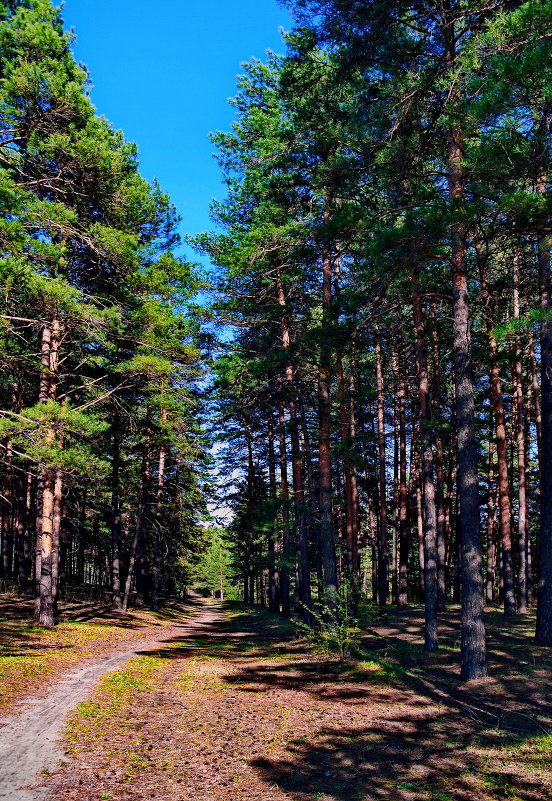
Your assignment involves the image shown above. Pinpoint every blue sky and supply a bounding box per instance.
[62,0,292,266]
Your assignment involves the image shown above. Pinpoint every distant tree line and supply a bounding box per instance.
[198,0,552,680]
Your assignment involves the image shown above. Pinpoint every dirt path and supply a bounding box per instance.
[0,603,220,801]
[42,603,552,801]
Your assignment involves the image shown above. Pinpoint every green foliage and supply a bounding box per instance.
[298,582,362,659]
[191,528,238,600]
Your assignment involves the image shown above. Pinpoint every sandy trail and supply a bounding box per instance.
[0,603,218,801]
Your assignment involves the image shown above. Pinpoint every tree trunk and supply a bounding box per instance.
[536,157,552,645]
[412,269,438,651]
[337,347,356,588]
[524,381,533,606]
[276,272,312,620]
[512,256,528,613]
[391,349,400,606]
[430,306,447,611]
[16,472,32,592]
[414,444,425,599]
[152,408,167,612]
[318,243,338,615]
[110,405,122,610]
[449,132,487,678]
[528,335,542,468]
[267,411,279,614]
[244,421,255,605]
[477,249,516,616]
[51,466,63,611]
[122,416,153,612]
[36,316,61,627]
[375,330,388,609]
[348,338,360,581]
[1,440,13,583]
[298,380,324,605]
[397,354,409,607]
[486,431,497,605]
[277,384,291,617]
[76,490,86,585]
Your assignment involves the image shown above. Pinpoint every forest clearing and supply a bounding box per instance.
[2,0,552,798]
[1,597,551,801]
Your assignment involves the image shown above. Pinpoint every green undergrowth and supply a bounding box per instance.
[65,654,175,781]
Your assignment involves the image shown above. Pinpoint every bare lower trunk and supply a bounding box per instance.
[267,412,278,614]
[1,440,13,583]
[478,250,516,616]
[536,158,552,645]
[414,445,425,599]
[37,468,55,627]
[398,357,409,607]
[337,347,355,588]
[375,331,388,609]
[318,243,338,615]
[277,384,291,617]
[449,135,487,679]
[36,316,61,628]
[391,351,400,605]
[152,409,167,612]
[111,405,122,611]
[430,306,447,610]
[244,421,255,605]
[486,432,496,605]
[512,257,528,613]
[412,269,438,651]
[122,417,152,612]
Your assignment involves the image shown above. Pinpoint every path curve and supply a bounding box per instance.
[0,602,219,801]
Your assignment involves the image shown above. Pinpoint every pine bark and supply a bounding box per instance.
[277,383,291,617]
[478,250,516,615]
[36,316,61,627]
[511,257,528,613]
[536,158,552,645]
[486,432,497,605]
[449,137,487,677]
[318,243,338,614]
[412,269,438,651]
[375,331,388,608]
[1,440,13,582]
[152,408,167,611]
[110,405,122,610]
[267,411,279,614]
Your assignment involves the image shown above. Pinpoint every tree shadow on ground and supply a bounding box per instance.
[0,594,194,659]
[136,601,551,801]
[251,719,548,801]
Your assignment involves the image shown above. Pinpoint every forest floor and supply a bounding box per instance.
[1,597,551,801]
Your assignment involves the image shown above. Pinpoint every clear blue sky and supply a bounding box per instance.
[62,0,292,265]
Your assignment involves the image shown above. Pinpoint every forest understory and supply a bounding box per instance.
[1,596,551,801]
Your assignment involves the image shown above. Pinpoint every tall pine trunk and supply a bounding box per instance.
[110,405,122,610]
[267,411,279,613]
[536,156,552,645]
[152,408,167,612]
[36,316,61,627]
[122,416,152,613]
[375,330,388,608]
[478,249,516,616]
[277,384,291,617]
[412,269,438,651]
[318,243,338,614]
[512,257,528,613]
[448,121,487,678]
